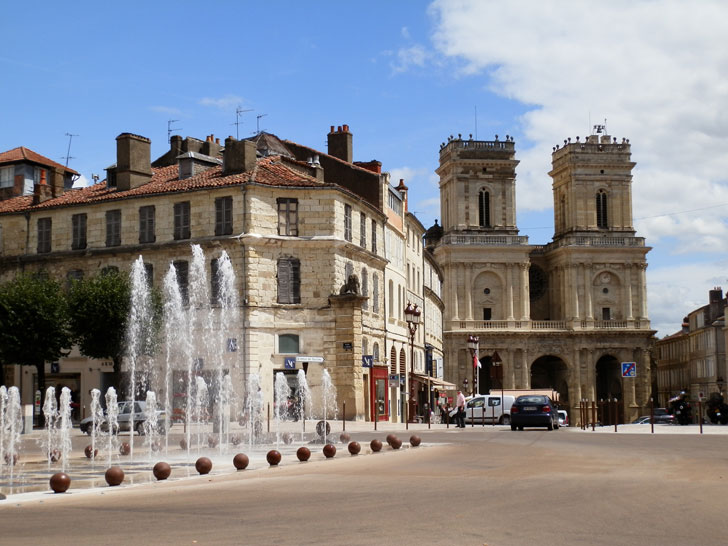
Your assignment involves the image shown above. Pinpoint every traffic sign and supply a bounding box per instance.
[284,357,296,369]
[621,362,637,377]
[362,355,373,367]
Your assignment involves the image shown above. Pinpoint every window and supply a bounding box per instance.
[101,265,119,276]
[602,307,611,320]
[360,213,366,247]
[345,261,353,281]
[277,198,298,236]
[278,334,300,353]
[71,213,87,250]
[173,260,189,305]
[66,269,84,289]
[344,204,352,242]
[361,268,368,310]
[373,342,380,363]
[371,219,377,253]
[399,348,406,374]
[483,308,492,321]
[277,257,300,304]
[596,190,608,229]
[37,217,51,253]
[174,201,191,240]
[215,196,233,236]
[372,273,379,313]
[362,337,368,355]
[479,190,491,227]
[139,205,156,243]
[144,263,153,288]
[388,190,402,215]
[106,210,121,247]
[390,346,397,374]
[388,280,394,318]
[0,166,13,188]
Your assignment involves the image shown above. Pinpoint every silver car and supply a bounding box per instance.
[79,401,167,435]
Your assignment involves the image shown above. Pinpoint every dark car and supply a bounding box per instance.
[510,395,559,431]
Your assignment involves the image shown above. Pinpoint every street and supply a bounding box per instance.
[1,425,727,545]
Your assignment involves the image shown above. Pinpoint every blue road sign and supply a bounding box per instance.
[362,355,373,367]
[621,362,637,377]
[284,357,296,369]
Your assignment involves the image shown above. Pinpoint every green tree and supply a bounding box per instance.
[67,270,131,392]
[0,273,73,403]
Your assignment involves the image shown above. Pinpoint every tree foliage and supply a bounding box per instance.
[0,273,73,391]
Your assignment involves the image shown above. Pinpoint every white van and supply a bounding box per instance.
[449,394,515,425]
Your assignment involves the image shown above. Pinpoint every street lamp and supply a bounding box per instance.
[467,335,479,397]
[404,302,421,430]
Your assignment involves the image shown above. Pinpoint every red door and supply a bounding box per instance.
[370,367,389,421]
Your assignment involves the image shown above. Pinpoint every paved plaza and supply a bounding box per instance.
[1,422,727,545]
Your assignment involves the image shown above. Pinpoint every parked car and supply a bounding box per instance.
[630,409,675,425]
[79,401,167,436]
[631,415,652,424]
[510,395,559,431]
[557,410,569,427]
[448,394,515,425]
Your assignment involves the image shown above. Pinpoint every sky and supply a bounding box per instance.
[2,0,727,338]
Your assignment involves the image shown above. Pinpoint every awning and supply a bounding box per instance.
[411,374,457,390]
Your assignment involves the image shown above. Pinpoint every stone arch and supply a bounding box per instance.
[530,354,570,403]
[473,270,504,320]
[595,353,623,424]
[592,270,622,320]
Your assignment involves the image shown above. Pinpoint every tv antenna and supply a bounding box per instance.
[593,118,607,135]
[168,120,181,143]
[62,133,78,167]
[256,113,268,135]
[233,107,253,139]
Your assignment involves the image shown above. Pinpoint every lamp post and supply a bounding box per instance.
[404,302,421,429]
[467,335,479,397]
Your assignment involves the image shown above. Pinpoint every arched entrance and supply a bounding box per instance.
[596,354,623,424]
[530,355,569,403]
[477,354,495,394]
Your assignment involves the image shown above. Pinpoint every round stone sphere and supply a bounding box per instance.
[230,434,242,446]
[315,420,331,438]
[370,439,383,452]
[207,435,219,448]
[410,435,422,447]
[391,438,402,450]
[50,449,62,462]
[282,432,294,445]
[296,446,311,462]
[179,438,188,450]
[84,445,98,459]
[339,432,351,443]
[233,453,249,470]
[386,434,397,446]
[105,466,125,486]
[153,462,172,481]
[119,442,131,456]
[195,457,213,475]
[347,441,361,455]
[323,443,337,459]
[266,450,282,466]
[49,472,71,493]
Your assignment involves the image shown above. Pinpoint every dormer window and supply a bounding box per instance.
[0,166,13,188]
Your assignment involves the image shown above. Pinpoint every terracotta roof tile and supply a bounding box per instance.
[0,147,79,175]
[0,156,320,215]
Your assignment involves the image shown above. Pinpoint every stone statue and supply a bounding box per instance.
[339,274,360,295]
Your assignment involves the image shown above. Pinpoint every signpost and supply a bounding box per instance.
[284,357,296,369]
[362,355,373,368]
[621,362,636,378]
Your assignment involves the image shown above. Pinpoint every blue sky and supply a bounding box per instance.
[2,1,728,337]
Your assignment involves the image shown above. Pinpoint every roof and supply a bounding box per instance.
[0,147,79,176]
[0,156,322,215]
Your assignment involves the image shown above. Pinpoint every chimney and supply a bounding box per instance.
[223,137,257,175]
[202,133,222,158]
[327,124,353,163]
[116,133,152,190]
[50,167,65,197]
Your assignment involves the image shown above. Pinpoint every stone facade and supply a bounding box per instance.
[429,133,655,425]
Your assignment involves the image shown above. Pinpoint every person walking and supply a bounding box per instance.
[456,390,466,428]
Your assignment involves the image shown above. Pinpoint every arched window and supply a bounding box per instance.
[390,346,397,374]
[361,268,368,310]
[596,190,608,229]
[479,190,491,227]
[373,342,380,363]
[399,348,406,374]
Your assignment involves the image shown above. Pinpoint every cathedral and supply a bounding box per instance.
[425,131,655,424]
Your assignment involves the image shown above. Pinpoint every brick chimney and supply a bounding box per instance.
[202,134,222,158]
[116,133,152,190]
[327,124,353,163]
[32,170,52,204]
[223,137,257,175]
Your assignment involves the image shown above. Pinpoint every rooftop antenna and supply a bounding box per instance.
[167,120,181,143]
[62,133,78,167]
[233,107,253,139]
[256,113,268,135]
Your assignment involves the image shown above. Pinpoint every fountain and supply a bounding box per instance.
[89,388,103,463]
[105,387,119,467]
[41,386,58,466]
[4,387,22,488]
[143,391,160,459]
[245,373,263,452]
[320,369,338,442]
[0,385,6,471]
[274,372,291,448]
[297,369,312,441]
[58,387,73,472]
[194,376,209,455]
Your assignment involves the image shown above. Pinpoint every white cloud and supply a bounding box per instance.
[391,44,429,73]
[149,105,183,116]
[199,94,245,110]
[429,0,728,254]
